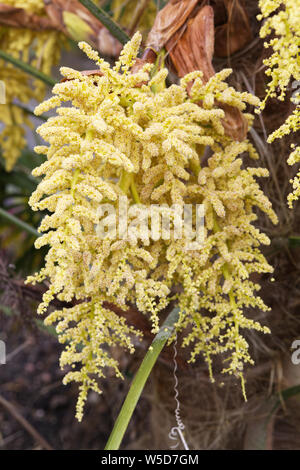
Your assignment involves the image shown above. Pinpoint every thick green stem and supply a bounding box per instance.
[78,0,130,45]
[0,207,40,238]
[0,50,56,87]
[105,307,180,450]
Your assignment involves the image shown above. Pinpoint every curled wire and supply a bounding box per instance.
[168,333,189,450]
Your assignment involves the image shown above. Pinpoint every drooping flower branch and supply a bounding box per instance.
[258,0,300,207]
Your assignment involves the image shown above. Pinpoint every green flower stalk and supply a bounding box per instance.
[27,32,277,421]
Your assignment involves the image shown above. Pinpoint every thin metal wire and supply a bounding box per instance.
[168,333,189,450]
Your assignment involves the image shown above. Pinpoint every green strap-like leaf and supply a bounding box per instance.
[0,50,56,87]
[0,207,40,238]
[78,0,130,45]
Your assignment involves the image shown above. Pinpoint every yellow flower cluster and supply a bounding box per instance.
[0,0,65,170]
[258,0,300,104]
[27,33,277,420]
[258,0,300,206]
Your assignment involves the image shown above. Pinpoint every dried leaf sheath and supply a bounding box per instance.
[164,4,248,141]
